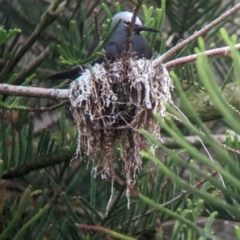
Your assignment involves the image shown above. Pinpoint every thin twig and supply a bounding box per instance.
[2,0,59,44]
[166,113,184,125]
[125,0,143,53]
[93,8,111,69]
[217,141,240,156]
[119,170,219,229]
[12,45,55,85]
[94,8,110,69]
[94,9,100,42]
[75,224,135,240]
[153,3,240,66]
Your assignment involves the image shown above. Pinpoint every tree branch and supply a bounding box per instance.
[13,45,55,85]
[0,0,66,83]
[164,44,240,69]
[0,42,239,100]
[0,84,68,99]
[153,3,240,66]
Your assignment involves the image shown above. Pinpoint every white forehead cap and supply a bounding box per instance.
[111,11,142,26]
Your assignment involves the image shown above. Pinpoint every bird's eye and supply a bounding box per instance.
[124,21,138,27]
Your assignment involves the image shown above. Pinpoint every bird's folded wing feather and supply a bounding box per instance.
[47,38,122,80]
[47,65,83,80]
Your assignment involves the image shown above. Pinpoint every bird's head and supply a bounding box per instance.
[111,11,159,33]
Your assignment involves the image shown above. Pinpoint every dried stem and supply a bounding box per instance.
[93,8,100,42]
[76,224,136,240]
[1,0,59,44]
[93,8,110,69]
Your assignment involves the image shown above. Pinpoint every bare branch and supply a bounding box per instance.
[164,44,240,69]
[0,83,68,99]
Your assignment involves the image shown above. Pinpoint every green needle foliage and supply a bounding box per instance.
[0,28,21,45]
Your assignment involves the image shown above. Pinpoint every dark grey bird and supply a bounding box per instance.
[47,11,159,80]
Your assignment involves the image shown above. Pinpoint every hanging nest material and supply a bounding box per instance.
[69,56,172,188]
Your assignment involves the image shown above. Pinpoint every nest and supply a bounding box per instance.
[69,56,172,189]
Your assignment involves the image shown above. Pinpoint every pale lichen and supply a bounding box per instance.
[69,57,173,204]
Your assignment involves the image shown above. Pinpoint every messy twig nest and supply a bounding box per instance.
[69,56,172,188]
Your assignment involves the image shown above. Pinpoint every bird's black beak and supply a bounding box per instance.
[134,25,160,33]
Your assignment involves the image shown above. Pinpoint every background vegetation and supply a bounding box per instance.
[1,0,240,239]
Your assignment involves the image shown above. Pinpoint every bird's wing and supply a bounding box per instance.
[47,65,83,80]
[47,41,98,81]
[86,40,99,58]
[86,40,121,63]
[133,35,152,59]
[47,37,122,80]
[104,41,122,61]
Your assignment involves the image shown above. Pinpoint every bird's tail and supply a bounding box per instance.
[47,66,83,80]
